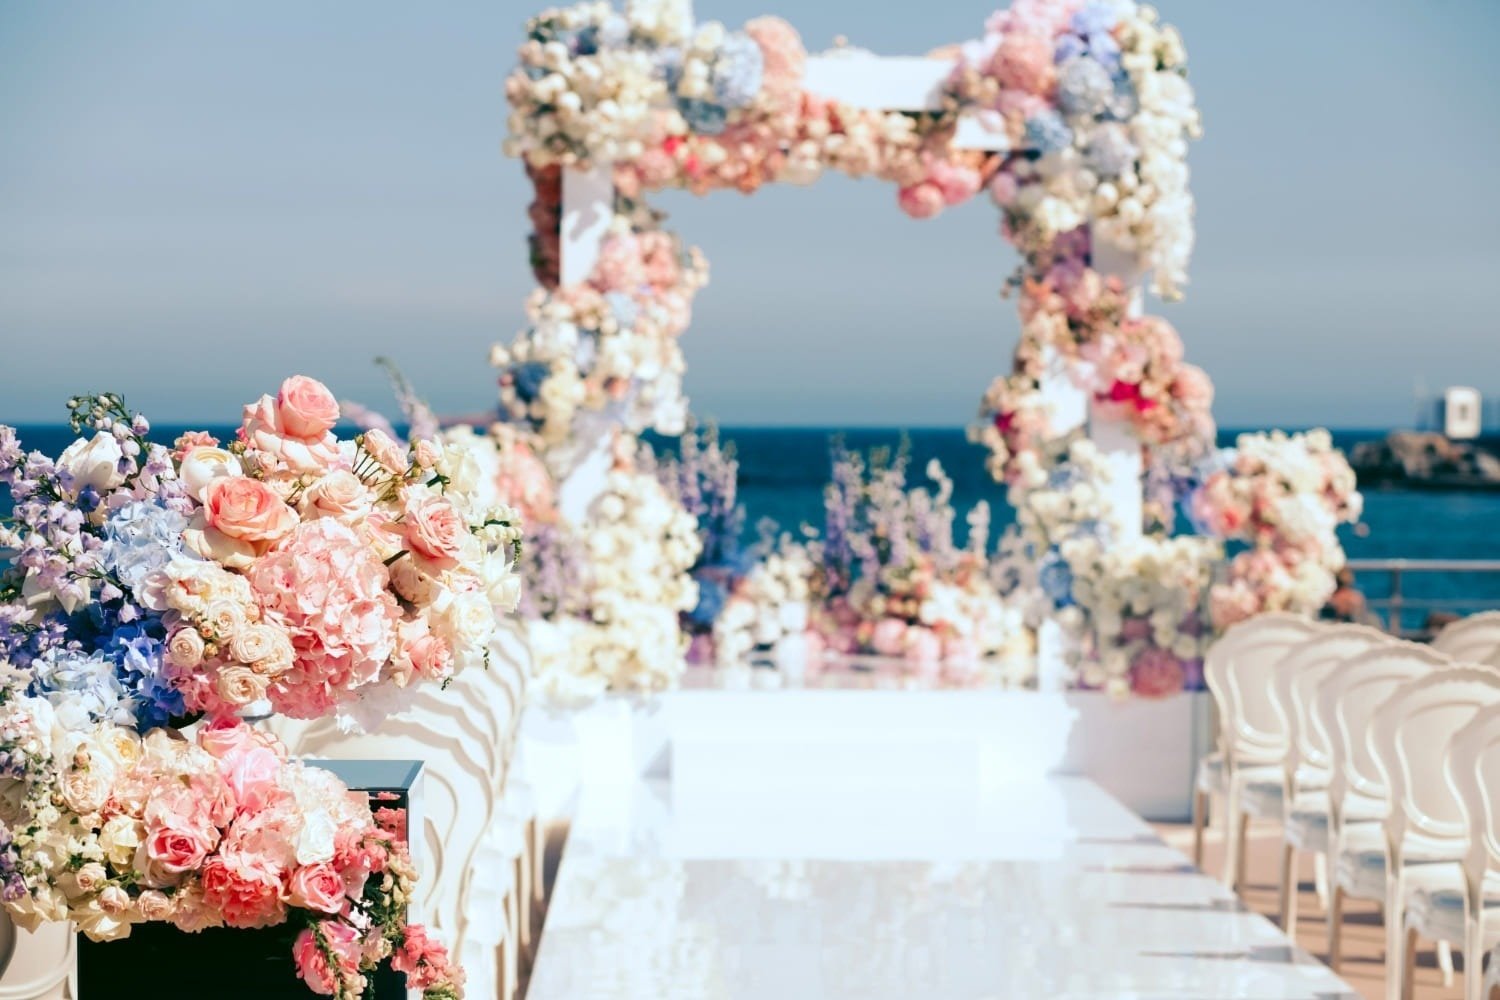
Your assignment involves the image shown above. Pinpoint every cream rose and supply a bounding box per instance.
[166,627,205,669]
[228,622,279,664]
[215,665,268,706]
[179,446,244,502]
[99,815,146,871]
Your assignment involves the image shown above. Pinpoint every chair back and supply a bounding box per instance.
[1318,641,1449,816]
[1274,623,1391,781]
[1372,665,1500,852]
[1431,610,1500,666]
[0,916,73,1000]
[1205,613,1320,766]
[1446,700,1500,894]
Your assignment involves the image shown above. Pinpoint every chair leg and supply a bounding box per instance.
[1387,875,1406,1000]
[1279,842,1298,937]
[1403,927,1419,1000]
[1235,811,1251,893]
[1313,851,1330,911]
[1330,886,1346,970]
[1467,908,1485,1000]
[1439,938,1455,987]
[1192,787,1208,869]
[1223,779,1242,889]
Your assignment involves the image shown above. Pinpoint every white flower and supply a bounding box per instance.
[57,432,126,499]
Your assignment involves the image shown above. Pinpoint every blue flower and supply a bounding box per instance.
[712,33,764,109]
[106,622,181,728]
[100,499,189,603]
[677,98,728,136]
[606,291,638,327]
[28,649,132,728]
[1039,550,1076,608]
[511,361,552,403]
[1071,3,1118,38]
[1083,122,1138,177]
[1023,111,1073,156]
[688,576,728,628]
[1057,56,1115,119]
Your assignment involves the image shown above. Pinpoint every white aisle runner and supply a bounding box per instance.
[528,772,1356,1000]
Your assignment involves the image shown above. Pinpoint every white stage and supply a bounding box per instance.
[527,775,1355,999]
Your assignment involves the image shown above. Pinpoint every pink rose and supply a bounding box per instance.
[239,394,344,474]
[362,428,408,474]
[198,716,256,759]
[1129,647,1187,699]
[288,862,347,915]
[302,470,372,522]
[394,618,453,683]
[205,476,298,544]
[276,376,340,440]
[897,182,945,219]
[412,439,440,470]
[402,495,466,569]
[220,744,282,813]
[870,618,907,657]
[144,821,216,878]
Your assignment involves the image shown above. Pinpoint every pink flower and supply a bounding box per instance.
[362,428,408,474]
[392,923,463,992]
[142,821,217,881]
[276,376,341,440]
[402,494,466,569]
[870,618,908,657]
[198,716,257,759]
[240,395,342,474]
[929,159,981,207]
[897,182,945,219]
[1129,647,1187,698]
[988,172,1019,207]
[220,743,282,814]
[991,32,1056,95]
[393,617,453,683]
[247,519,400,718]
[903,625,943,666]
[293,921,363,996]
[204,476,298,544]
[201,854,287,929]
[288,862,347,914]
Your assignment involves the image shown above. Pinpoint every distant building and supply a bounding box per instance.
[1443,386,1483,440]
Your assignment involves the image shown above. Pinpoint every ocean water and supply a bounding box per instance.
[8,424,1499,628]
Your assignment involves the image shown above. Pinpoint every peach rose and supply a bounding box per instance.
[276,376,340,440]
[136,888,175,922]
[204,476,298,544]
[403,495,466,569]
[394,618,454,683]
[413,439,440,470]
[240,394,343,473]
[362,428,408,474]
[302,470,373,522]
[287,862,346,914]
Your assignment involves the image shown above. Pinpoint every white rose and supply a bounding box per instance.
[179,446,243,502]
[294,808,338,866]
[99,816,146,871]
[57,432,127,498]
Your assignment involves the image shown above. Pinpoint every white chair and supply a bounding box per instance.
[1317,640,1449,970]
[1199,612,1322,889]
[1424,699,1500,1000]
[1432,611,1500,667]
[0,916,73,1000]
[1273,623,1393,936]
[1372,666,1500,1000]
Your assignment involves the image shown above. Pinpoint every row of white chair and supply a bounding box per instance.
[1196,610,1500,1000]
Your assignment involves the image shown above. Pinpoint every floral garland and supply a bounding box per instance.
[1193,429,1362,629]
[0,683,461,998]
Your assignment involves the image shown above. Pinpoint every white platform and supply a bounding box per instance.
[528,776,1355,1000]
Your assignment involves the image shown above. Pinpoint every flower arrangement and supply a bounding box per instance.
[1192,429,1362,628]
[0,680,462,999]
[716,446,1024,678]
[0,379,522,729]
[645,423,746,636]
[524,459,701,704]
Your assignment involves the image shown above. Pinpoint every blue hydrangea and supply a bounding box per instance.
[100,499,189,603]
[1071,3,1119,39]
[1057,56,1115,119]
[28,649,133,728]
[712,33,764,109]
[677,97,728,136]
[687,576,728,629]
[1039,550,1076,608]
[1023,111,1074,156]
[1105,71,1138,120]
[606,290,639,327]
[106,622,181,728]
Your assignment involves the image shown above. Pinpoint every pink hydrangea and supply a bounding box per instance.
[199,854,287,928]
[247,519,400,718]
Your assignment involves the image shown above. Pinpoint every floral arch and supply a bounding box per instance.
[498,0,1361,696]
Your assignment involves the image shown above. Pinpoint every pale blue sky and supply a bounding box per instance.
[1,1,1497,427]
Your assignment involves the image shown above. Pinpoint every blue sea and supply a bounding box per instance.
[7,424,1499,630]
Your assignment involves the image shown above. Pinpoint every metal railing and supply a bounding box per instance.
[1346,558,1500,637]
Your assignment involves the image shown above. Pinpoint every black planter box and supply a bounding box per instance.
[78,759,423,999]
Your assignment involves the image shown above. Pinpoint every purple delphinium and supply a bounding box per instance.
[517,522,593,621]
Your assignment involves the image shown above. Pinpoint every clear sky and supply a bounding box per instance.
[2,1,1497,428]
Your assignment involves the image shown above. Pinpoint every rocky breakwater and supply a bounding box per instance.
[1350,431,1500,489]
